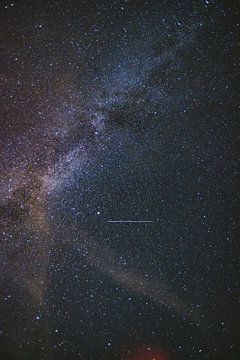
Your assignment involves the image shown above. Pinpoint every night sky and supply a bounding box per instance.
[0,1,239,359]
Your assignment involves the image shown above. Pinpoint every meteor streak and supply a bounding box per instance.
[107,220,154,223]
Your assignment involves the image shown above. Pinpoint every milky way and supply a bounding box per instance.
[0,1,239,360]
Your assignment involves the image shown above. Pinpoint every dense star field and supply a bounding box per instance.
[0,1,239,359]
